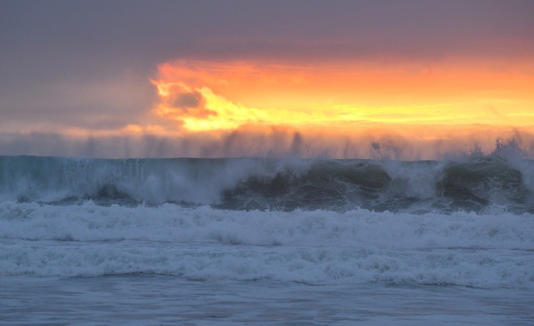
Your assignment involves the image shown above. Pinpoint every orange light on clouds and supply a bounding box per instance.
[150,60,534,134]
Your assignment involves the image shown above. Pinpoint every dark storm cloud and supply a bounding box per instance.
[0,0,533,144]
[172,92,203,109]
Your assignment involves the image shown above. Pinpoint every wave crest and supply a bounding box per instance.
[1,154,533,213]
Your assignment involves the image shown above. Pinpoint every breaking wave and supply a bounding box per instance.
[1,153,534,213]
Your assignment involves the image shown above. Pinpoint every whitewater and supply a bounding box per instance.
[1,155,534,325]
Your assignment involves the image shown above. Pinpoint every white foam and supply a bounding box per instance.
[1,201,533,247]
[1,201,533,288]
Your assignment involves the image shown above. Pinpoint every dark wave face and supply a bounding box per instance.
[220,161,392,211]
[0,155,533,213]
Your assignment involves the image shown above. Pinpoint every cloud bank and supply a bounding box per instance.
[1,1,534,157]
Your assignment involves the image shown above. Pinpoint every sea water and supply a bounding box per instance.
[1,156,533,324]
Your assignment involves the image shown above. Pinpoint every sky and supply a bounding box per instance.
[1,0,534,158]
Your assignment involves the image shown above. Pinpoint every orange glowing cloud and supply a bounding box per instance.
[150,60,534,133]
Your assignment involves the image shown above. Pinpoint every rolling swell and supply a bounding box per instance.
[0,155,533,213]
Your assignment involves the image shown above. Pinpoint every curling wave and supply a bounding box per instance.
[1,155,533,213]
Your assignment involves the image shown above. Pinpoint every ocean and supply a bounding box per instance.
[1,155,533,325]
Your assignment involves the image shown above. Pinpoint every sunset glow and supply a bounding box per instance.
[3,1,534,159]
[151,60,534,133]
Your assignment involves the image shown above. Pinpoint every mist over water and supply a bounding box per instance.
[2,128,534,160]
[1,137,533,213]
